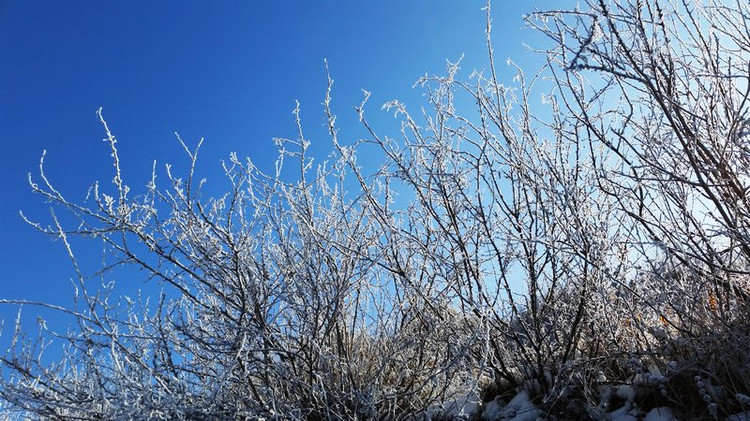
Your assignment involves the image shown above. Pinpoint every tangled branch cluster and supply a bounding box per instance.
[3,0,750,419]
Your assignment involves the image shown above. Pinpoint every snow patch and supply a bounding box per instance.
[482,390,542,421]
[608,404,637,421]
[728,412,750,421]
[643,407,677,421]
[425,391,481,420]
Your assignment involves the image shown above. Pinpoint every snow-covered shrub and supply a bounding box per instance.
[4,0,750,419]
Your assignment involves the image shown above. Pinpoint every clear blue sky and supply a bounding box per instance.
[0,2,566,335]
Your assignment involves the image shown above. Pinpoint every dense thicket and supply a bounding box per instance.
[3,0,750,419]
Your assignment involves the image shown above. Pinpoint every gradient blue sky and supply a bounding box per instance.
[0,2,567,335]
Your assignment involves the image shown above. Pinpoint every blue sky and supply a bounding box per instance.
[0,2,566,336]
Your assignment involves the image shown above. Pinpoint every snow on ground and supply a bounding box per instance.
[605,406,677,421]
[480,391,542,421]
[427,389,746,420]
[729,412,750,421]
[642,407,677,421]
[424,391,481,420]
[607,404,638,421]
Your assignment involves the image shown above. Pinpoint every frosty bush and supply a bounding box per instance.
[3,0,750,419]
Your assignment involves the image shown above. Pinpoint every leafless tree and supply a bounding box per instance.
[3,0,750,419]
